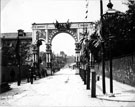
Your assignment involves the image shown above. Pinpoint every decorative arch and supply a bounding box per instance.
[32,21,95,75]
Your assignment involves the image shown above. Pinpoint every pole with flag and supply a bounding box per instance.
[100,0,106,94]
[85,0,90,90]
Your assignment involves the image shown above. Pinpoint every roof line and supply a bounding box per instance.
[32,21,95,25]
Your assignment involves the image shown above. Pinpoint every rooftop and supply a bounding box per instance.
[1,32,32,38]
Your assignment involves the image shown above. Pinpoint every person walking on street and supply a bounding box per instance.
[30,66,33,84]
[10,68,15,82]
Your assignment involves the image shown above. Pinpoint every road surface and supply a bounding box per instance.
[0,68,135,106]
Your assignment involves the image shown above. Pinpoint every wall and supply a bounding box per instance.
[2,65,29,82]
[98,55,135,86]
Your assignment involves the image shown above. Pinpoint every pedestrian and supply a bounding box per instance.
[30,65,34,84]
[27,65,31,83]
[10,68,15,82]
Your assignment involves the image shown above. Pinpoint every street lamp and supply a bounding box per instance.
[84,39,90,90]
[103,0,118,95]
[17,29,24,86]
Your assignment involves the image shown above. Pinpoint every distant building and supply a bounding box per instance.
[1,32,32,40]
[0,32,34,83]
[60,51,67,58]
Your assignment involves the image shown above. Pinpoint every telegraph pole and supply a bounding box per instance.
[100,0,106,94]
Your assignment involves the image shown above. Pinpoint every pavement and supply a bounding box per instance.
[0,68,135,107]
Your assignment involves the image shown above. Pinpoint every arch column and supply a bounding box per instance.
[46,43,52,75]
[75,42,80,74]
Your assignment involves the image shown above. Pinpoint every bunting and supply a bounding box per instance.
[86,2,89,8]
[85,0,89,20]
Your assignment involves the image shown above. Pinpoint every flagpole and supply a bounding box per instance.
[100,0,106,94]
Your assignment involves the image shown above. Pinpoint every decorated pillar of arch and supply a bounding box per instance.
[46,43,52,75]
[75,42,81,71]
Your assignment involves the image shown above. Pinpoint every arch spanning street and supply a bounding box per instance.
[32,21,95,74]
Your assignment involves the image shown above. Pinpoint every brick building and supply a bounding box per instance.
[0,32,32,84]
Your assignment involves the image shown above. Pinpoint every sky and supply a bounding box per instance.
[51,33,75,55]
[1,0,128,56]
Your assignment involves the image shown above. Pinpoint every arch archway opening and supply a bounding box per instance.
[39,40,46,52]
[51,33,75,56]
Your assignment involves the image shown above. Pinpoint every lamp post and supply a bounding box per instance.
[109,35,115,94]
[84,39,90,90]
[104,0,118,95]
[107,1,114,95]
[91,53,96,98]
[17,29,24,86]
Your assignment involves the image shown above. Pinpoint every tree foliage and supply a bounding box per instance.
[2,41,17,66]
[80,0,135,63]
[101,0,135,59]
[2,40,31,66]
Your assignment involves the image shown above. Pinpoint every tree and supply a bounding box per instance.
[100,0,135,59]
[19,41,31,65]
[2,41,17,66]
[125,0,135,40]
[2,39,31,66]
[79,0,135,63]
